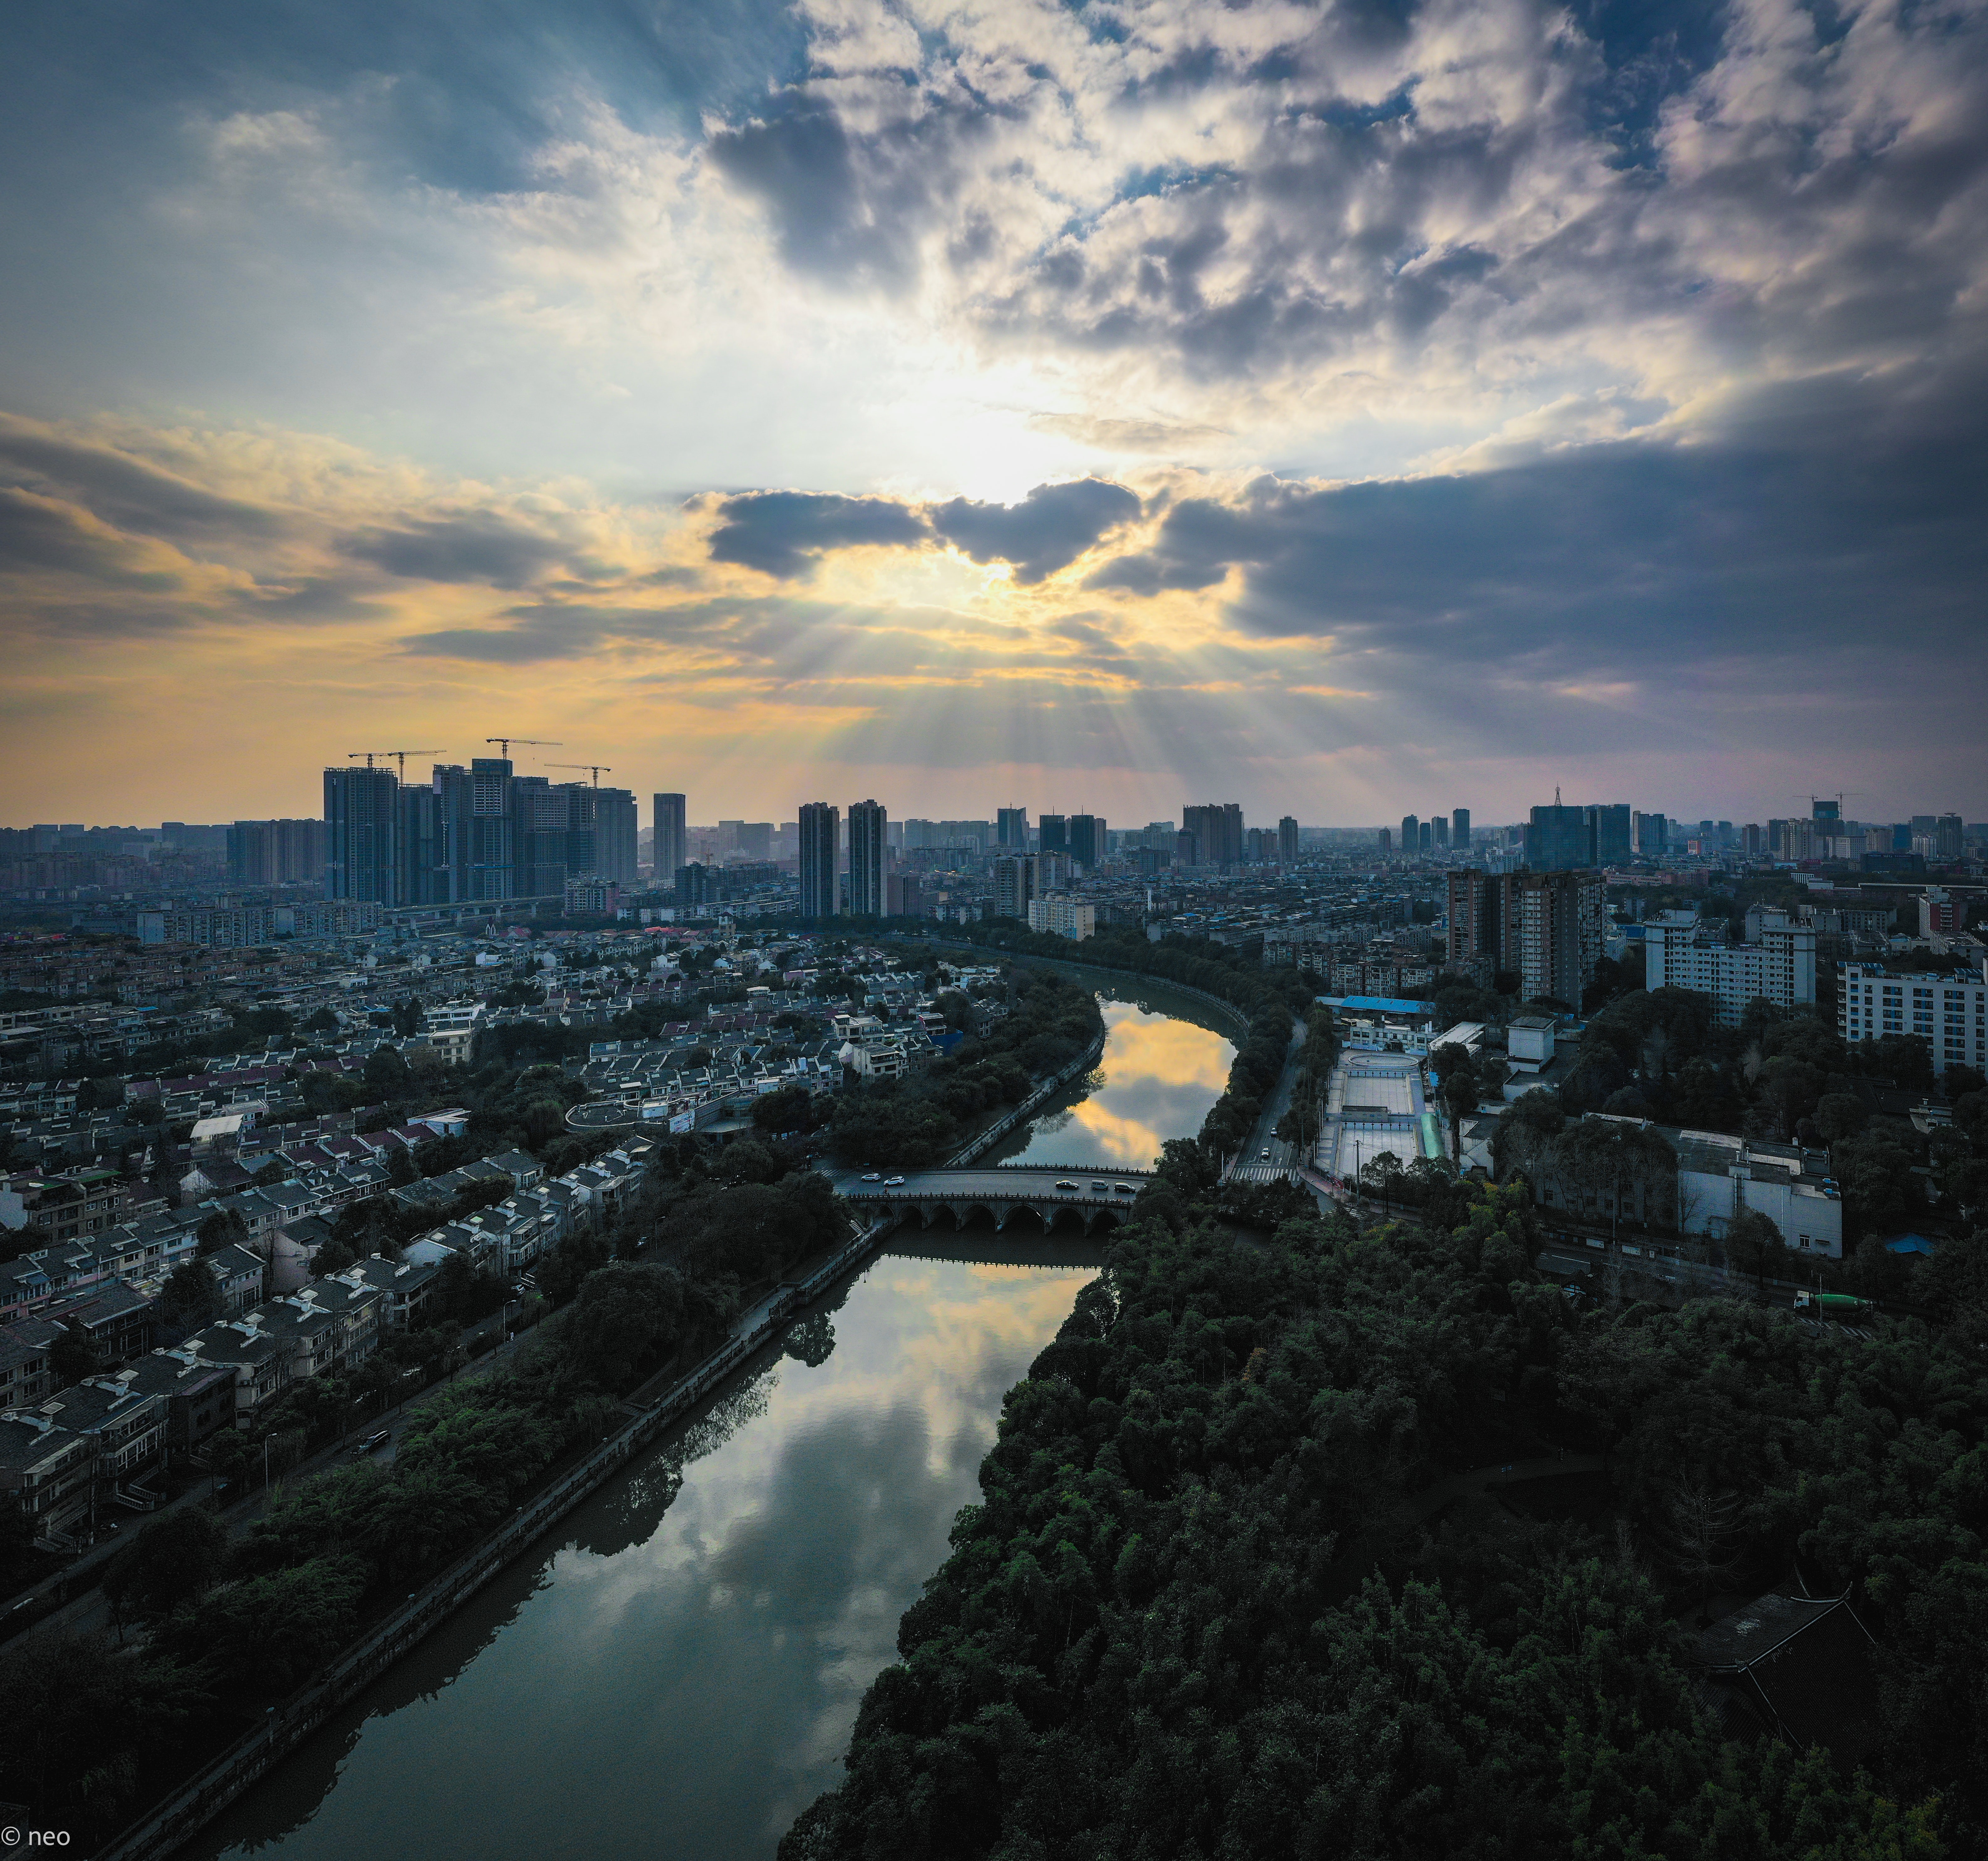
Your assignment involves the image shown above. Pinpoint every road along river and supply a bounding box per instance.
[180,985,1235,1861]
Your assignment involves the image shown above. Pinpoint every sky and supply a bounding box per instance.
[2,0,1985,831]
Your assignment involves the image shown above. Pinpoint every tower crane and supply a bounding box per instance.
[486,737,561,758]
[348,749,437,780]
[545,763,613,787]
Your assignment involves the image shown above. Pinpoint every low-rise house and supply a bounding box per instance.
[256,1280,382,1384]
[204,1242,266,1314]
[43,1281,155,1368]
[0,1411,94,1544]
[43,1373,167,1506]
[0,1166,129,1243]
[327,1255,437,1331]
[182,1316,292,1426]
[272,1215,337,1293]
[0,1318,60,1413]
[483,1149,544,1192]
[124,1349,238,1460]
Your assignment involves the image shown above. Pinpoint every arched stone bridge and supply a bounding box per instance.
[839,1165,1157,1236]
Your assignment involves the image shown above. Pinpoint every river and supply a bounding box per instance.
[184,984,1235,1861]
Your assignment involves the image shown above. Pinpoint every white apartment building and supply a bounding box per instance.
[1642,911,1816,1025]
[1839,957,1987,1077]
[1027,897,1096,942]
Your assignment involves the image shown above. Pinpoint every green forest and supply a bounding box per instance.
[786,1167,1988,1860]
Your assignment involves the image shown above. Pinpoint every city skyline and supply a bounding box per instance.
[4,1,1986,826]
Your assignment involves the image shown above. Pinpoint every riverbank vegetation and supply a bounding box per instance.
[827,968,1105,1168]
[785,1164,1988,1860]
[909,925,1320,1174]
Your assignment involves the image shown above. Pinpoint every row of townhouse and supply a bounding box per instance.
[401,1145,651,1278]
[0,1242,267,1413]
[0,1247,442,1547]
[0,1206,209,1323]
[0,1134,659,1544]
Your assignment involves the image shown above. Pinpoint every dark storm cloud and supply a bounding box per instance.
[929,480,1142,583]
[340,513,568,587]
[706,492,929,580]
[1094,366,1988,676]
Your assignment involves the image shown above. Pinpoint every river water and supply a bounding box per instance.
[185,985,1234,1861]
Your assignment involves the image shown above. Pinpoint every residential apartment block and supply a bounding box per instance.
[1643,910,1819,1026]
[1839,957,1987,1076]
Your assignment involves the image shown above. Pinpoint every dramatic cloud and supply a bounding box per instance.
[706,493,931,580]
[3,0,1987,823]
[929,480,1143,584]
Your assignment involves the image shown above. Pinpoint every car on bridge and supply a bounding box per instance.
[883,1175,906,1187]
[1055,1179,1079,1191]
[1113,1183,1136,1195]
[861,1172,882,1182]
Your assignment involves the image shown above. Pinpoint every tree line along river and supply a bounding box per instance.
[180,982,1237,1861]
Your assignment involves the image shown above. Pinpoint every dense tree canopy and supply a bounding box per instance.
[787,1176,1987,1861]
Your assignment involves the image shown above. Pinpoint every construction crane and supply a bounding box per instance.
[545,763,613,787]
[486,737,561,759]
[1790,791,1868,816]
[349,749,438,779]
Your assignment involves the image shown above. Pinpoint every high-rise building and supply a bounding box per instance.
[1587,804,1632,866]
[323,766,399,903]
[992,854,1038,920]
[1182,803,1243,868]
[653,793,687,882]
[399,780,447,905]
[1452,808,1470,850]
[997,807,1029,850]
[435,757,516,901]
[1501,869,1606,1007]
[674,863,718,912]
[798,804,840,920]
[510,777,570,898]
[1067,814,1106,869]
[1431,815,1449,850]
[592,788,639,884]
[1446,868,1501,973]
[848,799,887,916]
[1418,820,1433,853]
[228,818,324,886]
[1524,803,1592,872]
[1401,815,1419,856]
[1039,814,1068,857]
[1633,812,1667,857]
[1377,827,1393,853]
[1278,816,1299,863]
